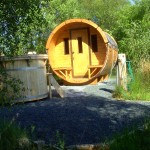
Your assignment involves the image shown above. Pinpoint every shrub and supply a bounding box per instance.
[0,120,31,150]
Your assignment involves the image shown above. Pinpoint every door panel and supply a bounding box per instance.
[71,29,89,77]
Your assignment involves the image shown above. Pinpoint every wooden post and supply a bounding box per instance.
[47,73,52,98]
[117,54,127,90]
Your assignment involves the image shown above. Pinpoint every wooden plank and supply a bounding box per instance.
[50,74,65,98]
[90,68,97,77]
[53,67,72,70]
[88,65,103,68]
[88,69,91,79]
[59,70,66,78]
[87,27,92,65]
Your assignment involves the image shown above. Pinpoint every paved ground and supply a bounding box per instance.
[0,79,150,146]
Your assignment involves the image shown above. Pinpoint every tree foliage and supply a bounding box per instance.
[0,0,47,56]
[79,0,130,30]
[112,0,150,69]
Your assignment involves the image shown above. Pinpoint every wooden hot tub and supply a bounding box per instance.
[46,19,118,85]
[0,54,48,102]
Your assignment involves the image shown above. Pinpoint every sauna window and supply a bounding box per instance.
[91,34,98,52]
[77,37,83,53]
[64,38,69,55]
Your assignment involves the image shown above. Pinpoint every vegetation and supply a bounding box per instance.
[113,61,150,100]
[0,120,31,150]
[113,0,150,70]
[1,119,150,150]
[0,0,47,56]
[0,119,66,150]
[109,119,150,150]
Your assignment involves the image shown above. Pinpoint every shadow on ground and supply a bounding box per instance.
[0,93,150,146]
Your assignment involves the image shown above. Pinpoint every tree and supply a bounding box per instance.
[42,0,81,31]
[79,0,130,30]
[112,0,150,69]
[0,0,47,56]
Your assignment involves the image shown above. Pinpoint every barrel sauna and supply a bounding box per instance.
[0,55,48,102]
[46,19,118,85]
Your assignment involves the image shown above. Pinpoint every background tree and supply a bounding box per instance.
[0,0,47,56]
[112,0,150,69]
[79,0,130,30]
[42,0,81,33]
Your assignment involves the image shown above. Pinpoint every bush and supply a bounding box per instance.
[0,120,31,150]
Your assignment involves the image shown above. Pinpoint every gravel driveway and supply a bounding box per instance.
[0,79,150,146]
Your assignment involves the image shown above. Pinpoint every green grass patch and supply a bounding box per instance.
[113,71,150,101]
[109,119,150,150]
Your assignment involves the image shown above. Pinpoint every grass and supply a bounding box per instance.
[109,119,150,150]
[0,119,66,150]
[113,61,150,100]
[0,120,31,150]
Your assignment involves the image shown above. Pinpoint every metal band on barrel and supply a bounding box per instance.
[6,66,45,71]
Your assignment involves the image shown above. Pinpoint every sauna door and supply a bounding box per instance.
[71,29,89,77]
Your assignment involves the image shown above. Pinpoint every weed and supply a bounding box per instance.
[113,64,150,100]
[52,131,66,150]
[0,120,31,150]
[112,86,125,100]
[109,119,150,150]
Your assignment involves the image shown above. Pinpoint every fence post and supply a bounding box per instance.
[117,54,127,90]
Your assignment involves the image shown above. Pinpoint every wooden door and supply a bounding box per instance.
[71,29,89,77]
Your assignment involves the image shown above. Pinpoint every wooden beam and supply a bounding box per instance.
[58,70,66,78]
[47,73,65,98]
[50,74,65,98]
[90,68,97,77]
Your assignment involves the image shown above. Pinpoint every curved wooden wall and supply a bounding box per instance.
[46,19,118,85]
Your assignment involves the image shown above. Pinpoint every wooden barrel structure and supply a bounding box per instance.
[0,54,48,102]
[46,19,118,85]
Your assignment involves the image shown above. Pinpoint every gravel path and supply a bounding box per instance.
[0,79,150,146]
